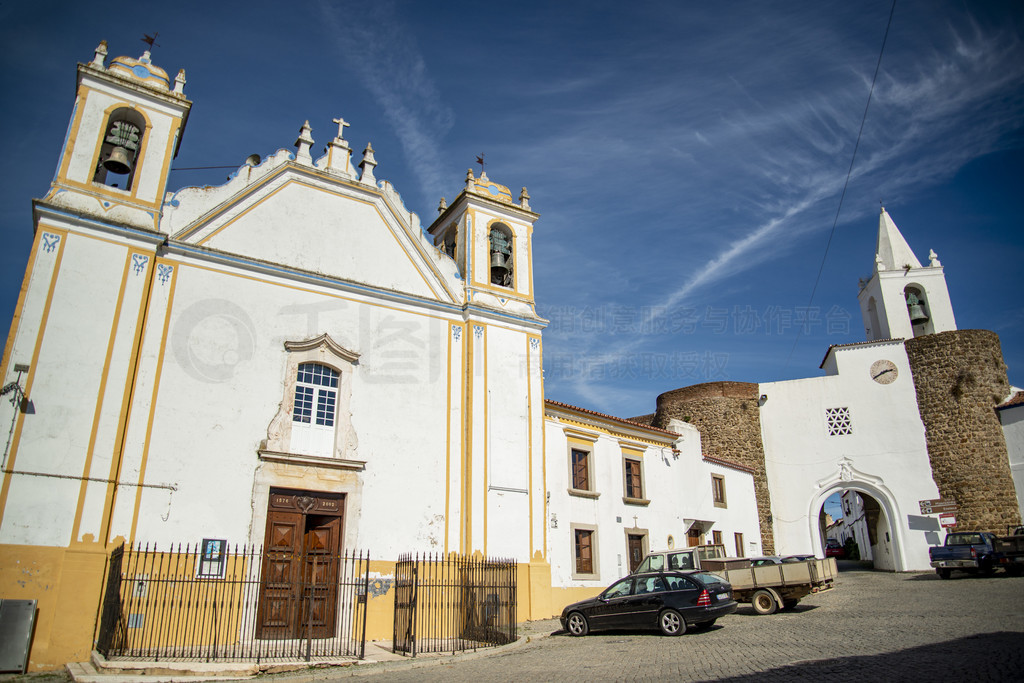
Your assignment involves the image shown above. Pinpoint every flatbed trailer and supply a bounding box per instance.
[702,557,837,614]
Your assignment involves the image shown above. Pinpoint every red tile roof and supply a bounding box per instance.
[702,454,756,475]
[545,399,679,436]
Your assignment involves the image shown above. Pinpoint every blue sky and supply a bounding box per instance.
[1,0,1022,419]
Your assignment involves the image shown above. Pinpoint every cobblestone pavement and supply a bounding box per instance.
[280,566,1024,681]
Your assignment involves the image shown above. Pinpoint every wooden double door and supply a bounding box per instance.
[257,489,344,639]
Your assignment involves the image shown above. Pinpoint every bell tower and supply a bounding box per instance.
[428,169,540,317]
[857,207,957,341]
[42,41,191,231]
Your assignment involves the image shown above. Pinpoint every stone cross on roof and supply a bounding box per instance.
[333,117,350,141]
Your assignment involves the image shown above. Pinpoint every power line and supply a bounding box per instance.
[783,0,898,371]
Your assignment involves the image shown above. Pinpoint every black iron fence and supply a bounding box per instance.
[96,543,369,662]
[393,552,516,657]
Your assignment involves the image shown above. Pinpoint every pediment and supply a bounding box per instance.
[284,333,359,364]
[162,165,460,303]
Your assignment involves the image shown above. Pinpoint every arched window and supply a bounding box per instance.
[290,362,339,457]
[93,107,146,190]
[488,224,513,287]
[904,285,933,337]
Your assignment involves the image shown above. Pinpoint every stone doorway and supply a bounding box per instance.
[257,488,345,639]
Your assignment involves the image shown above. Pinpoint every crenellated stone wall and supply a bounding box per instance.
[652,381,775,553]
[905,330,1021,532]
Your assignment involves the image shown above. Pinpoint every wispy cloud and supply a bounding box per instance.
[535,8,1024,410]
[316,0,453,202]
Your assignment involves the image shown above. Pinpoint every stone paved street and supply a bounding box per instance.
[280,565,1024,681]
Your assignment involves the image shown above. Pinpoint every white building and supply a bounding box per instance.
[0,42,765,671]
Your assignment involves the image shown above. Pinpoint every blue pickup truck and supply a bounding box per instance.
[929,532,999,579]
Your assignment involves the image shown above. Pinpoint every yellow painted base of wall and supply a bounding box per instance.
[0,538,113,672]
[0,545,590,670]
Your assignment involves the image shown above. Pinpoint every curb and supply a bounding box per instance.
[268,630,556,680]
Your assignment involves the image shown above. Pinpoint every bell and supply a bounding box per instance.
[103,146,133,175]
[490,251,509,273]
[908,302,929,325]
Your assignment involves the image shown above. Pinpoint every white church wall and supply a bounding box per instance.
[0,225,154,547]
[760,341,942,570]
[194,179,441,300]
[998,403,1024,520]
[112,253,456,558]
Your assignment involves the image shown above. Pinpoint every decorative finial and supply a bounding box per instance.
[438,197,448,213]
[875,254,886,272]
[92,40,108,68]
[294,120,314,165]
[358,143,377,185]
[519,187,531,210]
[928,249,941,267]
[465,168,475,191]
[173,69,186,95]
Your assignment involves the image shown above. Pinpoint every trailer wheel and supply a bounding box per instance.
[751,589,779,615]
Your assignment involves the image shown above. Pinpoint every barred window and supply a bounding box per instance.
[826,407,852,436]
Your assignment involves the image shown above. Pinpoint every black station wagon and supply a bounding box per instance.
[560,570,737,637]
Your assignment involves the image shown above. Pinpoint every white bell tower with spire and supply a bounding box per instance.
[857,207,957,341]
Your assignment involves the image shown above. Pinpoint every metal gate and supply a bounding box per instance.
[393,552,516,656]
[96,543,369,662]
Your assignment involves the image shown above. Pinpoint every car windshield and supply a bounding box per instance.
[693,572,729,589]
[948,533,983,545]
[668,553,695,570]
[603,578,633,599]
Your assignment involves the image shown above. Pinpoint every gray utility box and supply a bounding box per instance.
[0,599,37,673]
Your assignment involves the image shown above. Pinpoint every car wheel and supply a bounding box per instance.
[936,568,951,580]
[566,612,589,637]
[659,609,686,636]
[751,589,779,615]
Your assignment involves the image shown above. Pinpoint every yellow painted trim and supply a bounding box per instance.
[190,177,454,303]
[566,434,599,447]
[0,229,68,528]
[98,249,157,545]
[70,250,134,541]
[0,227,45,382]
[552,413,672,447]
[129,259,179,542]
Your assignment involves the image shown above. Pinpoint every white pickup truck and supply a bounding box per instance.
[634,545,837,614]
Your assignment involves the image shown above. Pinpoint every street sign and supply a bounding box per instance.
[939,513,956,528]
[919,499,957,515]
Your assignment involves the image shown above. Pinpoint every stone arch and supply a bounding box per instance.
[807,460,906,571]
